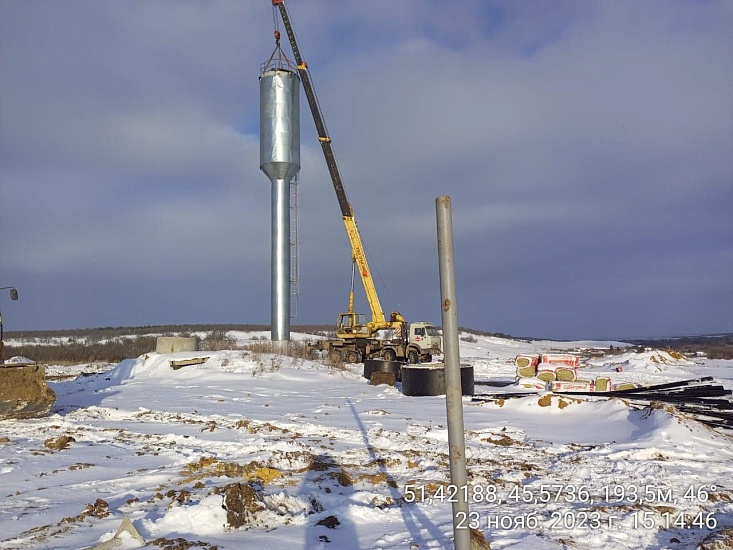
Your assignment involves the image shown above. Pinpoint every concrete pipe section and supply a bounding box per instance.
[364,359,404,381]
[401,363,474,397]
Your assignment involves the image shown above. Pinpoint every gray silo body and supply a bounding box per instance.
[259,68,300,348]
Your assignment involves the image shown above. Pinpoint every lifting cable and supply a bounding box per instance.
[362,240,398,314]
[262,5,294,72]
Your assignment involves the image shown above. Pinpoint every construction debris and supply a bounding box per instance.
[475,377,733,429]
[169,357,210,370]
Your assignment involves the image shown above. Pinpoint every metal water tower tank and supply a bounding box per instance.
[259,68,300,348]
[260,68,300,183]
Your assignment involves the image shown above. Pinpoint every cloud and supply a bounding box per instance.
[1,0,731,338]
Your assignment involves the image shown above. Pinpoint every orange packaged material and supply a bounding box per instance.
[539,353,579,367]
[518,377,547,390]
[551,380,595,392]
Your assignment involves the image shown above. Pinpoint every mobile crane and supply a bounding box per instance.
[271,1,441,363]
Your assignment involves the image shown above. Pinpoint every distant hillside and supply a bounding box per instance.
[7,323,729,363]
[2,324,334,364]
[4,323,334,340]
[629,333,733,359]
[3,323,534,364]
[457,327,531,342]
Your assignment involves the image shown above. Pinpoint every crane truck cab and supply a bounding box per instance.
[336,312,370,336]
[403,322,442,363]
[408,322,442,352]
[378,321,442,363]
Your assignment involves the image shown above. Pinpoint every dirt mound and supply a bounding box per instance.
[221,482,264,528]
[44,435,75,451]
[0,364,56,420]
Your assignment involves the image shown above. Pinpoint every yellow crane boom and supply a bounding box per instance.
[272,0,404,338]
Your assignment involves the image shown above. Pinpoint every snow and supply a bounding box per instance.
[1,332,731,550]
[586,349,696,375]
[3,355,35,364]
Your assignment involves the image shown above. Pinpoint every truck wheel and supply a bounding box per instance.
[345,350,361,364]
[407,349,419,364]
[329,349,343,363]
[382,349,397,361]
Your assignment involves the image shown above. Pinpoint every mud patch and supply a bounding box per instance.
[537,394,579,409]
[61,498,110,523]
[358,471,398,488]
[698,527,733,550]
[150,537,217,550]
[316,515,340,529]
[220,482,264,529]
[165,489,193,509]
[44,435,75,451]
[181,456,281,485]
[235,418,291,435]
[303,455,354,487]
[470,527,491,549]
[482,435,516,446]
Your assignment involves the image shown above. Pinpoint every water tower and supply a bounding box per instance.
[259,37,300,350]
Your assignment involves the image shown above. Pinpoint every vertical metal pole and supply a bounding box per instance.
[436,196,469,550]
[272,178,291,352]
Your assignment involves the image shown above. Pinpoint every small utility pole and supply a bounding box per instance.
[436,196,469,550]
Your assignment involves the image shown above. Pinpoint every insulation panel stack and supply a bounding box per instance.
[539,353,579,382]
[514,354,540,378]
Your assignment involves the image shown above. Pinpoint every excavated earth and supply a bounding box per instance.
[0,364,57,420]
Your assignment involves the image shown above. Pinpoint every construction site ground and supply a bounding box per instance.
[0,332,731,550]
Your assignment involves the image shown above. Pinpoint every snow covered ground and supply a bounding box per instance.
[1,332,731,549]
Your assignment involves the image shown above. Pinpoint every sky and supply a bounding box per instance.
[1,0,731,341]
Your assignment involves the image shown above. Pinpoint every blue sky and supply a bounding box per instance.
[1,0,731,340]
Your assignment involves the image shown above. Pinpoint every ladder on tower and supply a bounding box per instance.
[290,173,300,317]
